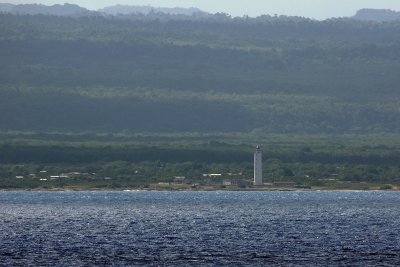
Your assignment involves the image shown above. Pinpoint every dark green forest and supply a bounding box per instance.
[1,13,400,133]
[1,13,400,189]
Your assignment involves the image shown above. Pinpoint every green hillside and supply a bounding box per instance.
[1,14,400,133]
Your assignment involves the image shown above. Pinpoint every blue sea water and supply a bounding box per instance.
[0,191,399,266]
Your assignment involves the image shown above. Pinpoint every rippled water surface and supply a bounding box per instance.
[1,191,400,266]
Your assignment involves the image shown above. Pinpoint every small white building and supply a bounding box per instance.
[202,173,222,178]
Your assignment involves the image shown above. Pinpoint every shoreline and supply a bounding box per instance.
[1,187,399,192]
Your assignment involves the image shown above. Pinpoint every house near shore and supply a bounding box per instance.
[173,176,191,184]
[223,179,253,187]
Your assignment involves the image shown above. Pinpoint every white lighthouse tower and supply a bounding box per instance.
[254,145,263,186]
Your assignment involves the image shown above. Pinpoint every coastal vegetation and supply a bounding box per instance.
[0,132,399,190]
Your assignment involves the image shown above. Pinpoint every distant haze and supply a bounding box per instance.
[5,0,400,19]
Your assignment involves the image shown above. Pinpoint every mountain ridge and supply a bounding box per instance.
[0,3,90,16]
[0,3,209,17]
[1,2,399,20]
[98,5,209,16]
[352,8,400,22]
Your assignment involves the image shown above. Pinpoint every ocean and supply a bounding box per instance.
[0,191,399,266]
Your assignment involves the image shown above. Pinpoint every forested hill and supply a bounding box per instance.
[1,13,400,134]
[98,5,208,16]
[0,3,90,16]
[353,9,400,22]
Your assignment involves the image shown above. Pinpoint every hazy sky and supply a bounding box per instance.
[7,0,400,19]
